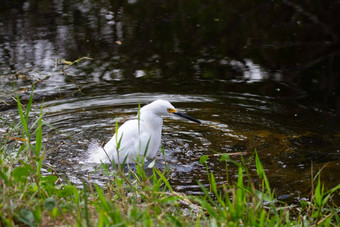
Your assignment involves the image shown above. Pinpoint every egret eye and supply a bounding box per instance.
[167,108,177,113]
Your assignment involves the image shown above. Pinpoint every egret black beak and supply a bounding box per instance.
[173,112,201,124]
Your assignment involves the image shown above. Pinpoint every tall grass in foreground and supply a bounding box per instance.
[0,92,339,226]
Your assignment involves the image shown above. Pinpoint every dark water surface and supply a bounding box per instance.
[1,0,340,203]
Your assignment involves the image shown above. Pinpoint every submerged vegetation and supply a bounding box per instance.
[0,90,340,226]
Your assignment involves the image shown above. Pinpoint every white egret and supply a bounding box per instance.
[87,99,201,164]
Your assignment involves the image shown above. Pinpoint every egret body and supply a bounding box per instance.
[88,99,201,164]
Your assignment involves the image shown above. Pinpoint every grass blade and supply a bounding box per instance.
[35,105,43,154]
[25,87,34,123]
[154,168,173,192]
[16,93,30,139]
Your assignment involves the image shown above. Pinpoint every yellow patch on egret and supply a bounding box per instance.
[167,108,177,113]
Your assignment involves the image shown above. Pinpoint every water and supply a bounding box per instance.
[10,81,339,203]
[1,0,340,204]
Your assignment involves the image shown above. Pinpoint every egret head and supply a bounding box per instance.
[143,99,175,116]
[143,99,201,124]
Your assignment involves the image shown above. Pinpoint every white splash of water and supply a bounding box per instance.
[85,140,111,163]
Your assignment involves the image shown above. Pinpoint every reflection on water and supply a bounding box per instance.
[1,0,339,113]
[1,0,340,204]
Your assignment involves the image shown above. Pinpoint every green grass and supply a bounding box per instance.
[1,90,340,226]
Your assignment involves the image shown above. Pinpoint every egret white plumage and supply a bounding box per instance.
[87,99,201,164]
